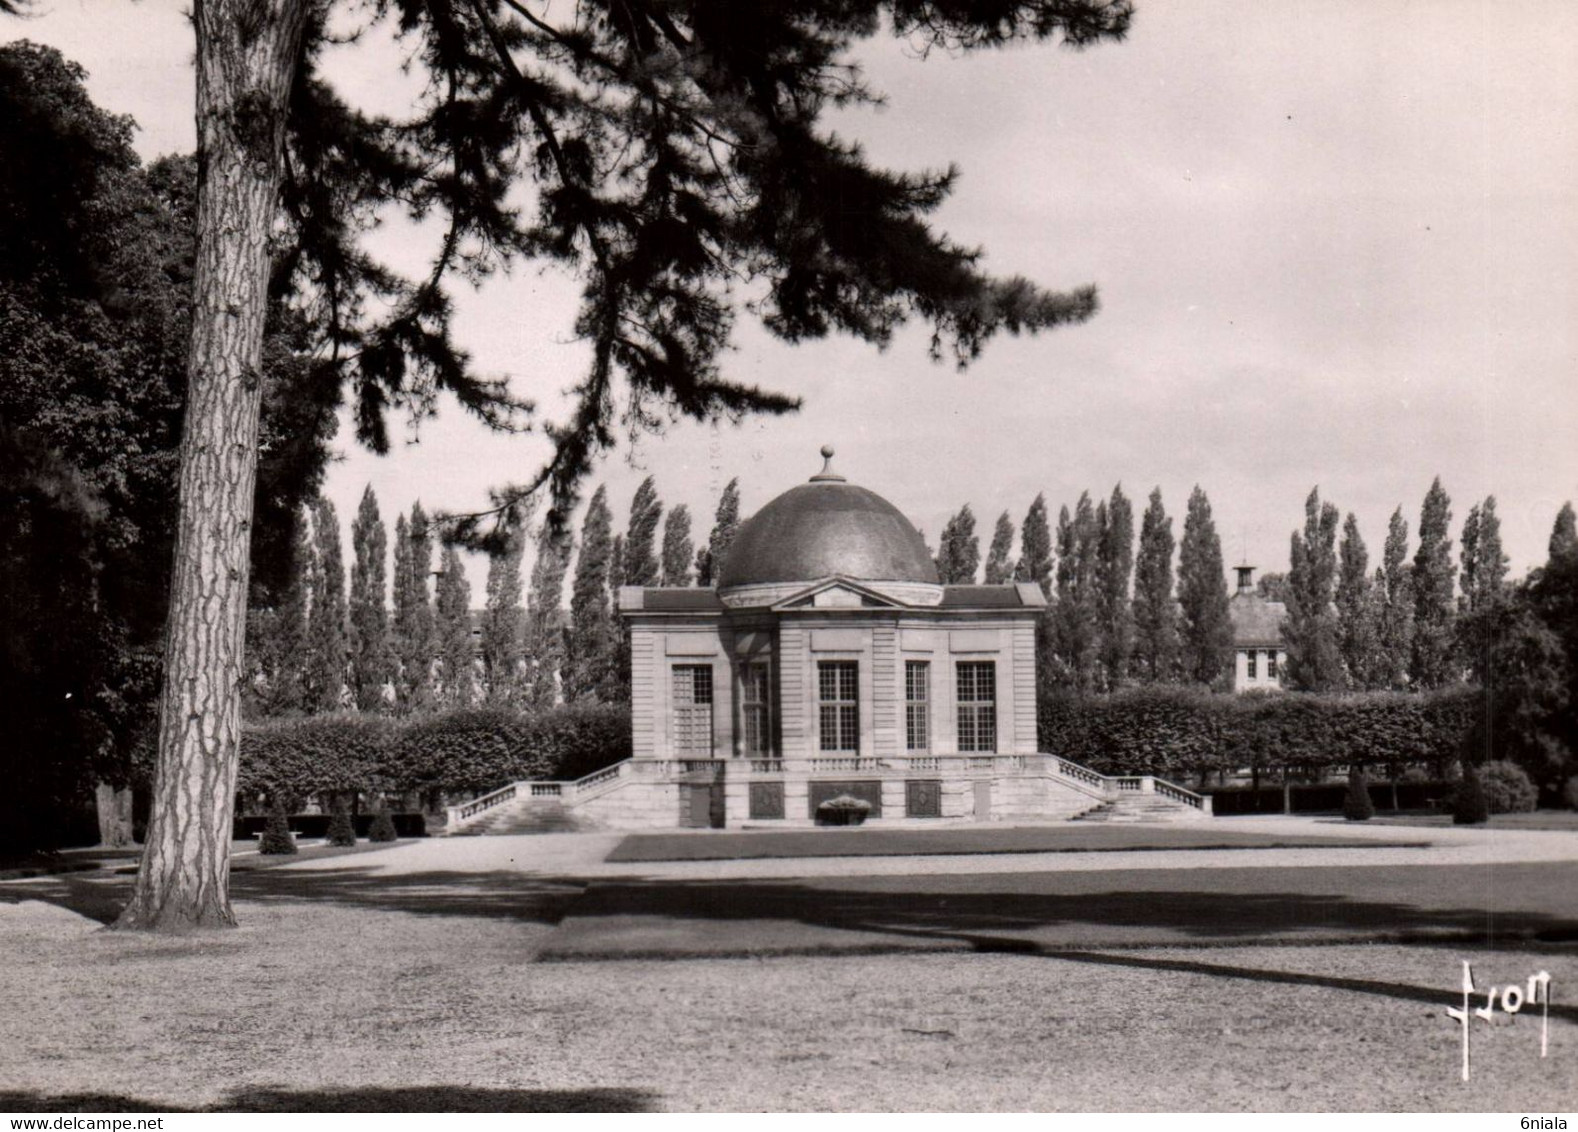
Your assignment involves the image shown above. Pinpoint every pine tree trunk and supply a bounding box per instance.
[113,0,309,931]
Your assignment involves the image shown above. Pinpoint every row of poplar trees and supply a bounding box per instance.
[934,485,1237,694]
[245,476,745,717]
[932,478,1568,696]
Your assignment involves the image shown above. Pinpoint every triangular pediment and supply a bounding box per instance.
[770,577,907,611]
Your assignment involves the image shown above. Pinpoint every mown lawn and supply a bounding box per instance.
[0,856,1574,1112]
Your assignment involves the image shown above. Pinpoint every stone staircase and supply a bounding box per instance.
[446,796,594,835]
[1072,793,1210,823]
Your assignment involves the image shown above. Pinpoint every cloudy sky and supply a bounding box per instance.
[14,0,1577,582]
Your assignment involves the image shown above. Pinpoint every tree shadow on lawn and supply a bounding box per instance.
[0,866,587,928]
[543,867,1578,1024]
[544,861,1578,958]
[0,1084,652,1112]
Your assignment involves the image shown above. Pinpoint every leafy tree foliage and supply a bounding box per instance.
[1255,572,1289,603]
[1,42,334,843]
[1051,494,1100,691]
[983,511,1016,584]
[392,504,437,710]
[1015,493,1054,595]
[1177,486,1231,687]
[1410,477,1457,689]
[1334,512,1384,690]
[1284,488,1342,691]
[661,504,695,587]
[480,526,526,703]
[622,477,663,589]
[434,546,474,708]
[1096,485,1134,688]
[937,504,981,584]
[1459,528,1575,802]
[1374,507,1414,689]
[1460,496,1508,615]
[348,486,391,711]
[564,486,618,701]
[524,521,572,709]
[304,497,348,712]
[696,477,743,586]
[245,515,313,717]
[1550,502,1577,562]
[1131,488,1178,683]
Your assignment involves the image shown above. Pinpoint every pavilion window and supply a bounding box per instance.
[817,660,859,753]
[905,660,930,750]
[740,660,772,756]
[1267,651,1279,681]
[956,661,996,753]
[673,665,713,755]
[1246,650,1258,679]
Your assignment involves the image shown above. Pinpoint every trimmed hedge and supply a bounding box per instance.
[238,703,632,803]
[234,812,428,839]
[1039,686,1477,779]
[1207,779,1454,816]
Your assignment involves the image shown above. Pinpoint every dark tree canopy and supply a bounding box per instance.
[265,0,1132,537]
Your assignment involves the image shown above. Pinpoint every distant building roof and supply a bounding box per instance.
[1229,592,1285,647]
[623,588,727,613]
[939,584,1046,609]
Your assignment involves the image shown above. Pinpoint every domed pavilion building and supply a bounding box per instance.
[446,450,1212,832]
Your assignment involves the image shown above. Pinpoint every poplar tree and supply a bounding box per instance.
[1284,488,1342,692]
[1052,494,1101,692]
[623,477,662,589]
[348,486,390,711]
[1177,486,1232,687]
[434,546,474,708]
[696,478,742,586]
[392,504,435,711]
[1375,508,1414,690]
[661,504,695,587]
[937,505,981,584]
[1460,496,1508,615]
[1457,495,1509,684]
[1334,512,1382,689]
[524,522,572,710]
[1411,477,1458,689]
[1096,484,1134,688]
[257,512,313,715]
[304,496,347,712]
[1549,502,1577,562]
[1015,494,1054,596]
[480,527,526,703]
[564,486,617,701]
[984,512,1016,584]
[1131,488,1178,683]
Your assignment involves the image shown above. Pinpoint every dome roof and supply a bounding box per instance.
[718,449,940,590]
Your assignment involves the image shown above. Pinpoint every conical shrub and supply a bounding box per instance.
[259,797,298,855]
[327,797,357,847]
[368,799,398,843]
[1343,770,1375,822]
[1452,766,1490,825]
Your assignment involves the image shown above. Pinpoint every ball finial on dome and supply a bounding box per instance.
[810,444,845,483]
